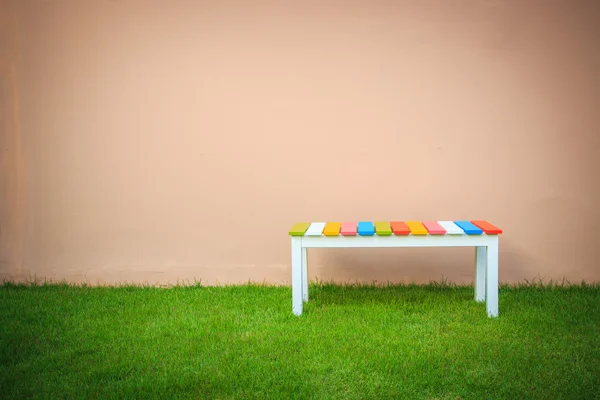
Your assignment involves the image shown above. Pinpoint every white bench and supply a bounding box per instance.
[289,220,502,318]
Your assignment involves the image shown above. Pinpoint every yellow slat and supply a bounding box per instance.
[323,222,342,236]
[406,221,428,235]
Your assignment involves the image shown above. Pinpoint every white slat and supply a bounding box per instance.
[438,221,465,235]
[305,222,326,236]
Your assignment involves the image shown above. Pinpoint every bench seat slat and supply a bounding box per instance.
[454,221,483,235]
[437,221,465,235]
[357,221,375,236]
[390,221,410,235]
[471,220,502,234]
[406,221,428,235]
[305,222,326,236]
[323,222,342,236]
[289,222,311,236]
[374,221,393,236]
[422,221,446,235]
[341,222,357,236]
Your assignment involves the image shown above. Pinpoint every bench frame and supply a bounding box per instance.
[291,234,499,317]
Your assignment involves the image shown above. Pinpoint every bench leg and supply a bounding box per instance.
[486,240,499,317]
[302,248,308,302]
[292,237,303,316]
[475,246,486,302]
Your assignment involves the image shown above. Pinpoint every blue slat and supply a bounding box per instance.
[357,221,375,236]
[454,221,483,235]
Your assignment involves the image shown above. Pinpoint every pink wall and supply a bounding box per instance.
[1,0,599,285]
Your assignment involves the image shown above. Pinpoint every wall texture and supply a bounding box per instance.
[1,0,599,285]
[0,0,26,282]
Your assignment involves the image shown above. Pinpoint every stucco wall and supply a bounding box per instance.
[2,0,599,285]
[0,0,26,282]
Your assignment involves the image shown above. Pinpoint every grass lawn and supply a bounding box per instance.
[1,280,599,399]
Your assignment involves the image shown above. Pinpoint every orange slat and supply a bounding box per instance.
[470,220,502,234]
[390,221,410,235]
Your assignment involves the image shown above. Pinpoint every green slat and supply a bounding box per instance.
[374,221,392,236]
[289,222,311,236]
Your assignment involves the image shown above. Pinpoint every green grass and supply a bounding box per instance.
[1,280,599,399]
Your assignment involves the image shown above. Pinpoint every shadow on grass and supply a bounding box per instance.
[305,280,476,310]
[301,277,600,316]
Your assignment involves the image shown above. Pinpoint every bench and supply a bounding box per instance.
[288,220,502,317]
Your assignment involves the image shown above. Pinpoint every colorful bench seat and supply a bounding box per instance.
[289,220,502,318]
